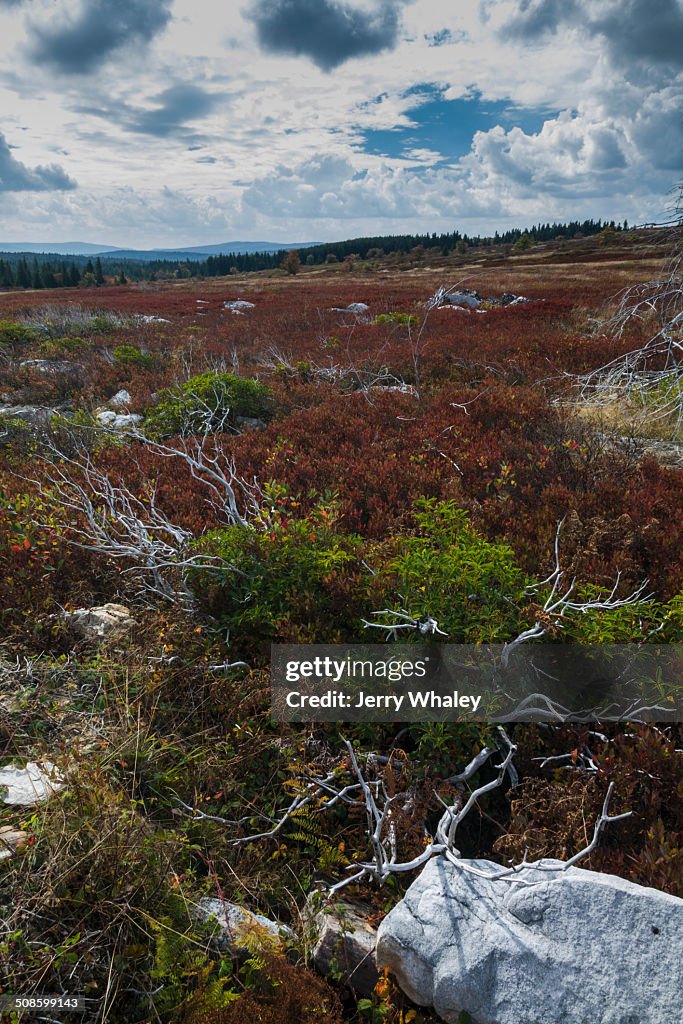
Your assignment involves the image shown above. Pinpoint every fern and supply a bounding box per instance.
[285,809,349,869]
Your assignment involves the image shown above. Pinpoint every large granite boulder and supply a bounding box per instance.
[376,856,683,1024]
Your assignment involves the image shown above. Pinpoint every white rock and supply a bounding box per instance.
[194,897,292,950]
[136,315,170,323]
[0,404,55,427]
[64,602,135,641]
[310,901,379,995]
[330,302,370,314]
[438,290,481,309]
[96,410,142,430]
[0,825,28,861]
[108,389,131,408]
[0,761,64,806]
[500,293,533,306]
[376,856,683,1024]
[223,299,255,311]
[19,359,83,375]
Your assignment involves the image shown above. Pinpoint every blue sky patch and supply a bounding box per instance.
[359,87,556,164]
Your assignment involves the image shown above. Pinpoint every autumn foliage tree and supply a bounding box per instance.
[281,249,301,275]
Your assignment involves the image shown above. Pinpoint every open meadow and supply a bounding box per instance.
[0,232,682,1022]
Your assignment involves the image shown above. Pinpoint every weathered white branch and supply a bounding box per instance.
[362,608,449,640]
[502,519,652,664]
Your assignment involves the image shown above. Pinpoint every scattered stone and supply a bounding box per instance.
[438,289,482,309]
[331,302,370,314]
[602,432,683,469]
[0,761,64,806]
[108,389,132,408]
[369,383,417,396]
[194,897,292,951]
[0,405,58,427]
[64,602,136,641]
[224,299,255,312]
[435,290,539,312]
[19,359,84,379]
[136,315,171,324]
[376,856,683,1024]
[96,410,143,430]
[0,825,28,862]
[235,415,267,431]
[310,900,379,996]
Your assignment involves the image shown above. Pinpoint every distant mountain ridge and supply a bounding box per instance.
[0,241,121,256]
[0,240,319,260]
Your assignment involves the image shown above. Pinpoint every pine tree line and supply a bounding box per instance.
[0,218,631,288]
[0,256,115,289]
[201,219,627,276]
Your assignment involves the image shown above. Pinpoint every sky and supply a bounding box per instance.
[0,0,682,247]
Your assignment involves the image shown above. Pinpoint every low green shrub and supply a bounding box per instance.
[112,344,156,369]
[188,492,367,652]
[39,335,88,357]
[144,371,272,438]
[373,312,419,326]
[376,499,527,642]
[0,319,36,347]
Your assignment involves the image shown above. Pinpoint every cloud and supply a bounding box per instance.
[591,0,683,70]
[71,82,221,139]
[28,0,173,74]
[0,132,76,191]
[246,0,409,71]
[493,0,579,39]
[128,83,218,136]
[242,151,503,221]
[0,183,245,248]
[499,0,683,71]
[463,115,630,200]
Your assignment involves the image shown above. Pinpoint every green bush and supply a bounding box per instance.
[39,335,87,357]
[188,495,530,652]
[372,311,419,326]
[144,370,272,438]
[0,319,36,347]
[375,499,527,642]
[188,494,367,652]
[0,412,31,447]
[112,344,156,369]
